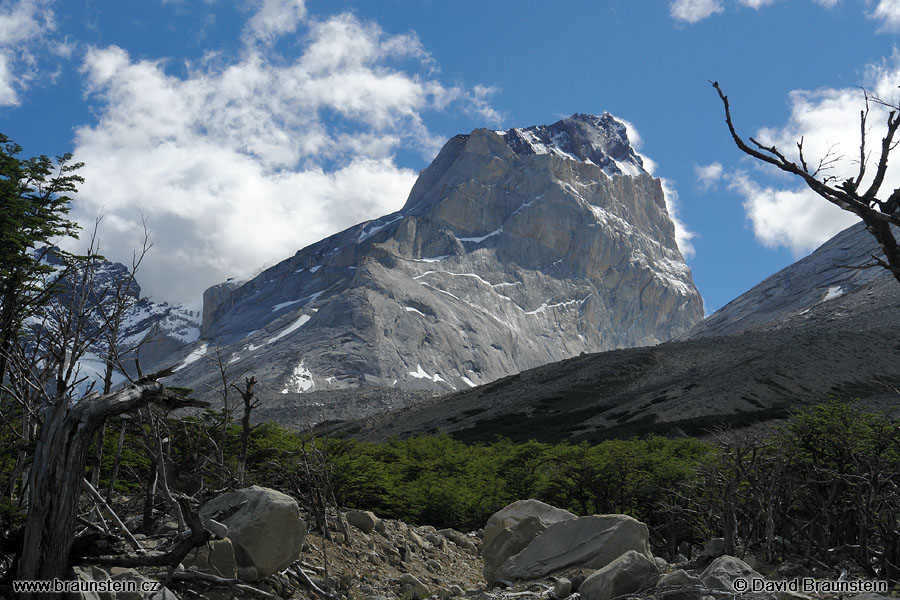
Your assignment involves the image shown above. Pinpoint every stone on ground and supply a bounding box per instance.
[494,513,652,580]
[482,499,576,582]
[579,550,659,600]
[198,485,306,581]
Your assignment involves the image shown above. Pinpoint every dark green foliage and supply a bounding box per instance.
[0,134,82,383]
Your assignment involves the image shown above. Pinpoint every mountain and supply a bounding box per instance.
[164,113,704,406]
[340,222,900,442]
[685,221,889,339]
[29,249,201,390]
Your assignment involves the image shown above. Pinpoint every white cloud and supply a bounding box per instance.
[728,171,858,255]
[670,0,724,23]
[696,162,724,191]
[723,54,900,255]
[67,6,499,303]
[243,0,307,45]
[869,0,900,32]
[660,178,697,259]
[0,0,56,106]
[737,0,777,8]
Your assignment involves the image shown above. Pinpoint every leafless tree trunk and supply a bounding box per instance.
[233,376,259,486]
[16,371,204,599]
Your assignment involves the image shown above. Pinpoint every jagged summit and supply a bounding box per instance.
[495,113,645,176]
[151,113,703,413]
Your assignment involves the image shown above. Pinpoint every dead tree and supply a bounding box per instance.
[233,376,259,486]
[16,368,207,598]
[712,82,900,283]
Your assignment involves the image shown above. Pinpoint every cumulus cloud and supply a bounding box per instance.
[66,6,499,302]
[243,0,307,45]
[0,0,56,106]
[724,54,900,255]
[670,0,890,26]
[670,0,724,23]
[695,162,724,191]
[869,0,900,32]
[728,171,858,254]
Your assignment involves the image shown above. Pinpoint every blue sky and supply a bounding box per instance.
[2,0,899,313]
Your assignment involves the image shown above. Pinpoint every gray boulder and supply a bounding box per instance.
[495,514,651,580]
[482,499,576,582]
[198,485,306,581]
[579,550,659,600]
[700,555,764,593]
[655,569,706,600]
[67,566,113,600]
[346,510,379,534]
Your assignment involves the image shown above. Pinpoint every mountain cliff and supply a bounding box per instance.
[341,221,900,442]
[158,113,703,400]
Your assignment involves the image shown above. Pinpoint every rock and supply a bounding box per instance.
[677,541,692,559]
[198,486,306,581]
[654,556,668,568]
[236,565,258,582]
[704,537,726,558]
[183,537,238,579]
[398,573,430,599]
[450,585,465,596]
[346,510,379,534]
[495,514,652,580]
[482,500,576,581]
[438,528,477,553]
[700,555,763,592]
[176,113,703,420]
[553,577,573,599]
[579,550,659,600]
[655,569,704,600]
[204,518,229,539]
[67,566,113,600]
[109,569,179,600]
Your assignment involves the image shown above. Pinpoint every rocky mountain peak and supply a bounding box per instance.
[497,112,645,176]
[144,112,703,410]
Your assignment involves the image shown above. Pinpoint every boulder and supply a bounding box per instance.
[495,514,652,580]
[109,569,179,600]
[553,577,573,599]
[198,485,306,581]
[183,538,238,586]
[655,569,705,600]
[579,550,659,600]
[398,573,430,599]
[346,510,379,534]
[700,555,763,592]
[482,499,576,581]
[183,538,237,578]
[438,528,478,553]
[67,566,113,600]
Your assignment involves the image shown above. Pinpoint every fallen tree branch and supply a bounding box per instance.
[169,570,277,599]
[82,478,143,552]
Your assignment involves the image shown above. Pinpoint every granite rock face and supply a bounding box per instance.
[169,114,703,398]
[685,221,892,339]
